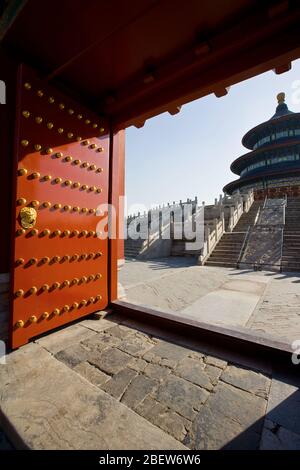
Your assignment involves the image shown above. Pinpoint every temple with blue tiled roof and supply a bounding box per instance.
[224,93,300,199]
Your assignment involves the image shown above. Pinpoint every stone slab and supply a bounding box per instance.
[102,368,137,399]
[36,324,97,354]
[121,374,157,409]
[136,396,190,442]
[182,288,261,327]
[0,343,186,450]
[73,362,110,387]
[80,316,120,333]
[221,364,270,398]
[89,347,132,375]
[266,372,300,435]
[260,419,300,450]
[188,382,266,449]
[174,357,214,391]
[155,375,209,420]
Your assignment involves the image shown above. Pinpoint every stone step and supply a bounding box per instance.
[125,241,145,248]
[222,233,246,237]
[281,267,300,272]
[124,251,140,257]
[205,260,237,268]
[216,243,243,248]
[212,248,241,254]
[208,253,239,259]
[282,241,300,245]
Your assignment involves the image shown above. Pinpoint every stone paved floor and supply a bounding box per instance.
[2,312,299,449]
[119,259,300,343]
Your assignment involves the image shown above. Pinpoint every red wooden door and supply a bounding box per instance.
[10,65,109,349]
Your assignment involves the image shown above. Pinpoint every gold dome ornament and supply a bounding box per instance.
[15,320,24,328]
[15,289,24,297]
[30,200,39,207]
[22,110,30,118]
[35,116,43,124]
[18,168,28,176]
[24,82,31,90]
[19,207,37,229]
[277,92,285,103]
[17,198,26,206]
[21,139,29,147]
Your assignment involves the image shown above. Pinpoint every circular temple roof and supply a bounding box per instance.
[242,93,296,150]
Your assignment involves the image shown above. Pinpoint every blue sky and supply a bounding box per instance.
[125,59,300,213]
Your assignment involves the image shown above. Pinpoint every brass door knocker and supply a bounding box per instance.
[19,207,37,229]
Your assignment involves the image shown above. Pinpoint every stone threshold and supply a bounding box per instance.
[110,300,293,363]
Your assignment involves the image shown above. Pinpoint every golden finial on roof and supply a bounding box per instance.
[277,92,285,104]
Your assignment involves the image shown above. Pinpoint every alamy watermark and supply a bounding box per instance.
[291,340,300,365]
[0,80,6,104]
[0,340,6,364]
[95,197,204,252]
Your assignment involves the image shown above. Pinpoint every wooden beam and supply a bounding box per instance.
[273,62,292,74]
[0,0,27,42]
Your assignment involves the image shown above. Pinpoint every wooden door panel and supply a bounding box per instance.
[10,65,110,349]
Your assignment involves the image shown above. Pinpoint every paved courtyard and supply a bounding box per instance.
[1,312,299,449]
[1,258,300,450]
[119,258,300,343]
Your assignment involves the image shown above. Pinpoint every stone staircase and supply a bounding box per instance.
[281,197,300,272]
[124,238,145,258]
[171,238,201,257]
[231,201,261,232]
[205,201,261,268]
